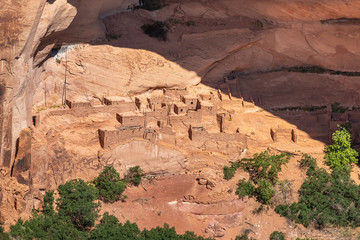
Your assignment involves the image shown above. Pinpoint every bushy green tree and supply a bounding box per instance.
[0,224,10,240]
[89,212,140,240]
[325,126,358,169]
[10,211,86,240]
[57,179,100,230]
[276,158,360,229]
[127,166,144,186]
[228,151,289,205]
[43,190,55,216]
[241,151,290,184]
[93,166,128,203]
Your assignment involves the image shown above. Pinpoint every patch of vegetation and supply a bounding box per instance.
[141,21,169,41]
[286,66,360,76]
[235,229,256,240]
[299,154,317,169]
[57,179,100,230]
[126,166,144,186]
[331,102,348,113]
[106,33,121,41]
[296,238,317,240]
[0,225,10,240]
[325,126,358,169]
[269,231,285,240]
[272,105,326,112]
[36,107,46,114]
[252,204,268,215]
[239,151,290,184]
[251,20,263,29]
[235,233,256,240]
[270,180,294,206]
[225,151,290,205]
[340,122,352,133]
[50,104,63,109]
[93,166,128,203]
[256,179,275,205]
[223,162,240,180]
[236,179,255,198]
[137,0,166,11]
[8,173,214,240]
[275,156,360,229]
[10,189,89,240]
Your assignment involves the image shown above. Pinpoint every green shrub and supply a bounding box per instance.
[57,179,100,230]
[226,152,290,205]
[127,166,144,186]
[93,166,128,203]
[223,162,241,180]
[241,151,290,184]
[235,233,256,240]
[272,105,326,112]
[299,154,317,170]
[138,0,166,11]
[269,231,285,240]
[252,204,268,215]
[141,21,169,41]
[325,126,358,169]
[331,102,348,113]
[223,166,236,180]
[236,179,255,198]
[256,179,275,205]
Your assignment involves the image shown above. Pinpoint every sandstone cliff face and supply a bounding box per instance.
[2,0,360,232]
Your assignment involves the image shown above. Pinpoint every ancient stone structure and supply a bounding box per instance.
[98,126,143,148]
[148,97,164,110]
[198,100,215,115]
[117,111,145,127]
[104,96,132,106]
[174,102,188,115]
[181,95,198,110]
[65,98,93,109]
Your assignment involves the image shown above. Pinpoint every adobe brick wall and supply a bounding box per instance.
[116,113,145,127]
[98,127,143,148]
[65,99,93,109]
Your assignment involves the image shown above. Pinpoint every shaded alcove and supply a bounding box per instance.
[32,0,360,144]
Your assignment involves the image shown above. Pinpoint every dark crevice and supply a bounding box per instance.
[320,18,360,25]
[14,137,19,159]
[228,65,360,80]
